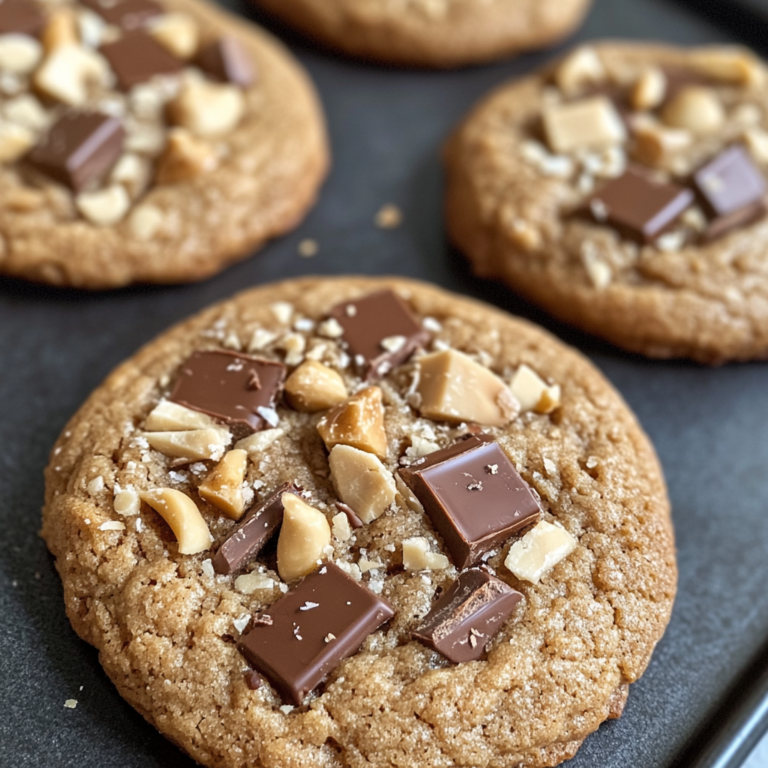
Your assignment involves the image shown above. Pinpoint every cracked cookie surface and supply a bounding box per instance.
[42,276,675,768]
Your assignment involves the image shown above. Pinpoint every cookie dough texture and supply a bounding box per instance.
[251,0,592,68]
[446,43,768,363]
[0,0,328,289]
[42,277,676,768]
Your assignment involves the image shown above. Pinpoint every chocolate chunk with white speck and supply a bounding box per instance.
[238,563,394,705]
[213,483,300,575]
[413,568,523,663]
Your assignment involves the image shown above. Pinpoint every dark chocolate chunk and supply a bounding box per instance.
[27,111,125,192]
[0,0,45,36]
[589,167,694,243]
[83,0,161,29]
[244,670,263,690]
[170,350,286,435]
[412,568,523,663]
[399,435,541,569]
[212,483,300,575]
[237,563,394,705]
[328,290,430,380]
[101,31,183,90]
[197,36,254,87]
[334,501,363,529]
[693,145,767,219]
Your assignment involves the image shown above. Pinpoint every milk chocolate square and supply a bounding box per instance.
[694,145,766,218]
[399,436,541,569]
[27,111,125,192]
[413,568,523,663]
[197,36,254,87]
[101,30,183,90]
[170,350,286,435]
[0,0,45,35]
[589,167,694,243]
[328,290,430,380]
[83,0,161,29]
[238,563,394,704]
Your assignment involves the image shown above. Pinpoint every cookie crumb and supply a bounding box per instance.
[298,238,318,258]
[375,204,402,229]
[64,699,78,709]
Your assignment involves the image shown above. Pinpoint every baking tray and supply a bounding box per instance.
[3,0,768,765]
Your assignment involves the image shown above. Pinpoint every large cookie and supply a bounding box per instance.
[251,0,593,68]
[0,0,328,288]
[446,43,768,363]
[42,276,676,767]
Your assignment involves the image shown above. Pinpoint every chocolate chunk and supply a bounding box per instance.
[244,670,263,690]
[589,167,694,243]
[694,145,767,219]
[412,568,523,663]
[101,30,183,90]
[197,36,254,87]
[27,111,125,192]
[237,563,394,705]
[334,502,363,529]
[212,483,300,575]
[83,0,161,29]
[0,0,45,36]
[328,290,430,380]
[703,199,767,242]
[399,435,541,569]
[170,350,286,435]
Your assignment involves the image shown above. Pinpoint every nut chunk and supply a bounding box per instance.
[285,360,348,413]
[509,365,561,414]
[329,444,396,524]
[198,448,248,520]
[317,386,388,459]
[140,488,212,555]
[402,537,449,571]
[543,95,626,155]
[277,493,331,582]
[417,349,518,427]
[504,520,577,584]
[168,79,245,137]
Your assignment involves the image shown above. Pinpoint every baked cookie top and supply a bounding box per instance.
[446,43,768,363]
[251,0,592,68]
[0,0,328,288]
[42,276,675,768]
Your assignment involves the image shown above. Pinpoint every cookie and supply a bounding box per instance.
[0,0,328,289]
[251,0,593,68]
[446,43,768,363]
[42,276,676,767]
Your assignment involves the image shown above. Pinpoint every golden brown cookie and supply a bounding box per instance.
[0,0,328,289]
[446,42,768,363]
[42,276,676,768]
[251,0,593,68]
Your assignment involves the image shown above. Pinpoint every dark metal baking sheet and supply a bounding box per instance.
[3,0,768,765]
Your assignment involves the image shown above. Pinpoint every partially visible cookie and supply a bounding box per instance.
[43,276,675,768]
[446,43,768,363]
[0,0,328,288]
[251,0,593,68]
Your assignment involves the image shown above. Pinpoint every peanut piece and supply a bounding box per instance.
[0,34,42,74]
[0,121,34,162]
[146,401,219,432]
[235,572,275,594]
[402,537,449,571]
[235,428,283,456]
[3,94,48,131]
[543,96,626,154]
[554,46,606,96]
[744,127,768,165]
[156,128,217,184]
[417,349,519,427]
[114,488,140,516]
[143,427,231,461]
[661,86,725,134]
[632,121,692,167]
[285,360,348,412]
[42,10,79,53]
[276,493,331,582]
[317,386,388,459]
[504,520,577,584]
[198,449,248,520]
[329,444,396,524]
[331,512,353,542]
[631,67,666,111]
[110,153,150,199]
[167,80,244,137]
[128,204,163,240]
[75,185,130,226]
[140,488,213,555]
[509,365,561,414]
[34,44,109,106]
[689,47,764,89]
[149,12,199,59]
